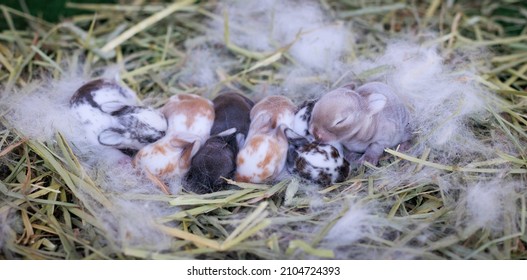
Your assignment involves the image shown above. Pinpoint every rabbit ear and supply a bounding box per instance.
[366,93,387,115]
[169,137,186,148]
[216,127,237,137]
[249,114,272,133]
[284,128,309,148]
[283,128,303,169]
[217,128,239,147]
[284,127,301,139]
[286,143,298,170]
[98,128,126,146]
[235,133,246,148]
[169,137,201,151]
[179,140,201,169]
[341,82,357,90]
[100,101,127,114]
[356,82,389,115]
[189,140,201,157]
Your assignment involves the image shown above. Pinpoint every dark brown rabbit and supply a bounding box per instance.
[183,92,254,193]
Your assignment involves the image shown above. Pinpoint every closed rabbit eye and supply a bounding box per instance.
[334,116,348,126]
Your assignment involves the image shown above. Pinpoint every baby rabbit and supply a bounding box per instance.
[291,98,317,140]
[70,78,167,156]
[98,105,167,151]
[209,91,254,137]
[235,95,296,183]
[285,128,350,186]
[184,92,254,194]
[183,128,239,194]
[249,95,296,130]
[133,134,201,193]
[309,82,411,165]
[133,93,214,193]
[70,78,138,111]
[160,93,215,141]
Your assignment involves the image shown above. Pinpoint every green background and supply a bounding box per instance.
[1,0,115,29]
[2,0,526,37]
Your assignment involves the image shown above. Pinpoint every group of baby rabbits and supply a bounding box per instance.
[70,77,411,194]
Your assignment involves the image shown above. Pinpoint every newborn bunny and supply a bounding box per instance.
[309,82,411,165]
[70,78,167,156]
[249,95,296,130]
[209,91,254,137]
[133,135,201,191]
[98,105,167,151]
[183,128,238,194]
[235,95,296,183]
[291,98,317,139]
[70,78,138,111]
[183,91,254,194]
[133,93,214,193]
[285,128,350,186]
[160,93,215,141]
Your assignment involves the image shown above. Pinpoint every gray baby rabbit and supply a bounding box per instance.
[309,82,411,165]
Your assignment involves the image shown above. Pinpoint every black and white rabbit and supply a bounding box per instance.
[285,128,350,186]
[291,98,317,140]
[70,78,167,156]
[97,105,168,151]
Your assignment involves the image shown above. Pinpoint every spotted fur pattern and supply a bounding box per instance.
[98,105,167,150]
[70,79,137,109]
[249,95,296,131]
[134,93,214,180]
[161,93,215,141]
[292,98,317,139]
[236,130,289,183]
[133,136,200,179]
[70,78,167,154]
[285,129,350,186]
[235,95,296,183]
